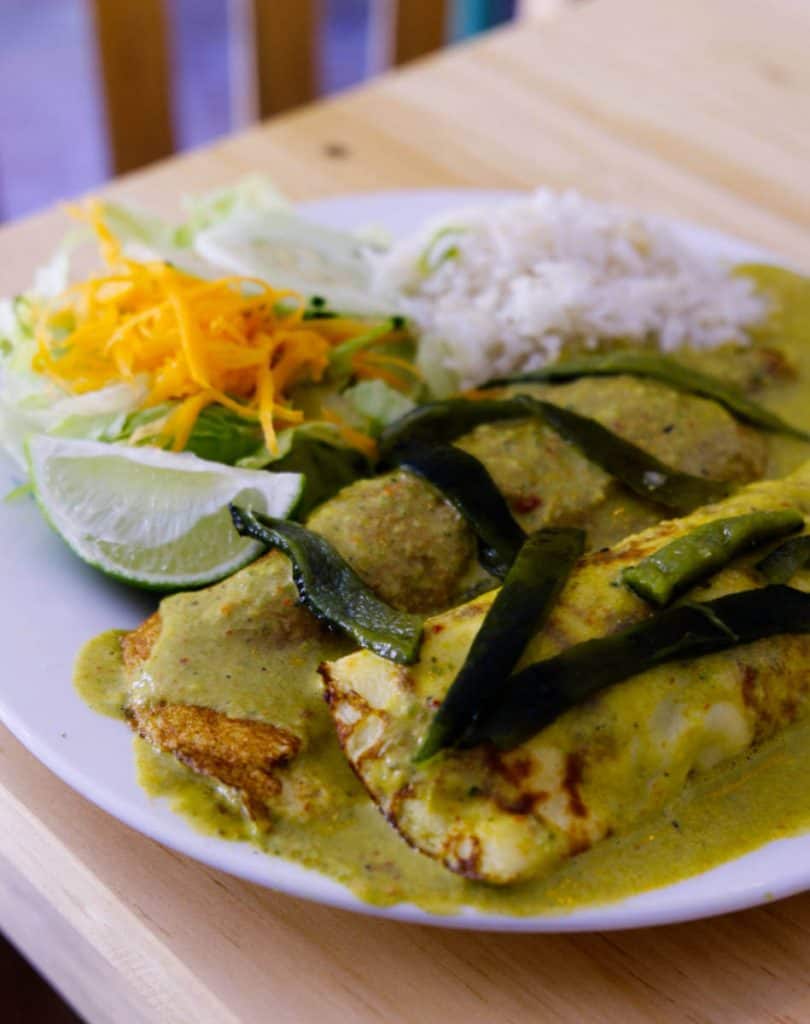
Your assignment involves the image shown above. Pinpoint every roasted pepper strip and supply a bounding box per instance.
[622,509,804,606]
[415,528,585,762]
[392,443,526,579]
[756,534,810,584]
[517,396,731,513]
[381,395,729,513]
[378,399,528,457]
[230,506,423,663]
[483,350,810,442]
[463,584,810,751]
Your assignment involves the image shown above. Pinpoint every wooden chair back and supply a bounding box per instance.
[89,0,449,176]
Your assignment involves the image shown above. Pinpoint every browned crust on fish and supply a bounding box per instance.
[121,611,301,818]
[122,612,162,673]
[127,702,300,818]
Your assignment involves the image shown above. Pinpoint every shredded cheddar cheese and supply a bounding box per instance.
[32,201,410,454]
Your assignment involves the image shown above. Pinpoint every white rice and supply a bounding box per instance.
[370,190,768,393]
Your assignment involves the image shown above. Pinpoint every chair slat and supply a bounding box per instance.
[89,0,175,174]
[251,0,318,119]
[394,0,448,64]
[89,0,454,176]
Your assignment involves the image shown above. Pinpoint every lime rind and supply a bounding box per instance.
[26,435,304,589]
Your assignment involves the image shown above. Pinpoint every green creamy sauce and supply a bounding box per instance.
[77,621,810,916]
[744,266,810,477]
[131,715,810,915]
[74,265,810,917]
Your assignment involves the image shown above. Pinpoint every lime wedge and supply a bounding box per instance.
[27,435,303,589]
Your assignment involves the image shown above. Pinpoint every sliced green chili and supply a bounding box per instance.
[378,399,529,457]
[482,350,810,442]
[622,509,804,606]
[519,396,730,513]
[415,527,585,762]
[230,506,423,664]
[392,443,525,579]
[381,395,730,513]
[756,534,810,584]
[463,584,810,751]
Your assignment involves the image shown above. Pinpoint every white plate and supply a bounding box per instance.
[0,189,803,933]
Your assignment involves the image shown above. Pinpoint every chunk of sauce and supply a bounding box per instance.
[74,266,810,917]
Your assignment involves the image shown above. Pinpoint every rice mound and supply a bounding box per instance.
[371,190,768,394]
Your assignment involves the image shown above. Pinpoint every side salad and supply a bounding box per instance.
[0,180,423,587]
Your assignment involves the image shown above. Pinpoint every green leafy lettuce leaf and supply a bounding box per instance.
[182,406,266,464]
[271,433,371,519]
[234,420,370,517]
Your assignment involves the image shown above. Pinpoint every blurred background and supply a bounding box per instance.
[0,0,525,225]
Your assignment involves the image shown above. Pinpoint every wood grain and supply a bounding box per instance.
[2,0,810,1020]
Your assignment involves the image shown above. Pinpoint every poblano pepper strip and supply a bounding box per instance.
[622,508,804,606]
[517,396,731,513]
[482,350,810,442]
[230,506,423,664]
[756,534,810,584]
[415,527,585,762]
[381,395,731,513]
[463,584,810,751]
[378,399,528,458]
[391,443,526,579]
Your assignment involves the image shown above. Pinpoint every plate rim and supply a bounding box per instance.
[0,186,804,933]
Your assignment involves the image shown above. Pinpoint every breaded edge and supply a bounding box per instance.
[122,611,162,673]
[121,611,300,819]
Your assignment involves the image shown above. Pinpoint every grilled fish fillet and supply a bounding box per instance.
[120,374,774,819]
[122,608,303,818]
[121,551,352,822]
[127,700,300,818]
[322,462,810,886]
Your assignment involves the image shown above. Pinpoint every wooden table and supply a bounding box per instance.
[2,1,810,1020]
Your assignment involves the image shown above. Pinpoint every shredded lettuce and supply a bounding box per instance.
[51,403,269,467]
[181,406,266,464]
[0,379,146,469]
[194,209,391,314]
[32,228,87,299]
[235,421,344,470]
[341,380,417,436]
[49,408,135,444]
[415,332,461,399]
[0,253,147,468]
[0,177,419,488]
[179,175,290,241]
[95,177,291,274]
[97,202,216,278]
[98,177,392,313]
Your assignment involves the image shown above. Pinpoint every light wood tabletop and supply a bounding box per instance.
[2,1,810,1020]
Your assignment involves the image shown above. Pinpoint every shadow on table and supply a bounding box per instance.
[0,932,84,1024]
